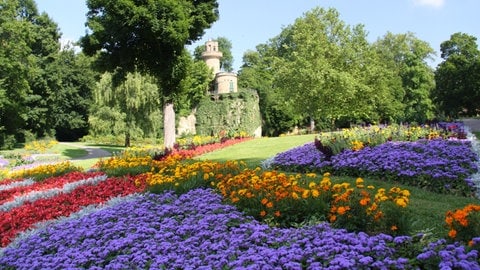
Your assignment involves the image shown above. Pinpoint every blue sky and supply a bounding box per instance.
[36,0,479,71]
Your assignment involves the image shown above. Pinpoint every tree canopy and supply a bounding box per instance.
[0,0,95,147]
[433,32,480,117]
[266,8,400,128]
[374,32,436,123]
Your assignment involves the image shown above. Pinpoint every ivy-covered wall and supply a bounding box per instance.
[196,89,262,137]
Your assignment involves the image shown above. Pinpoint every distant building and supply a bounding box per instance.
[201,40,237,94]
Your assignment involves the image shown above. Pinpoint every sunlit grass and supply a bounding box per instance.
[196,134,316,167]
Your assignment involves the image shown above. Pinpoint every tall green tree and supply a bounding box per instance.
[174,57,213,117]
[90,72,161,147]
[238,47,300,136]
[0,0,62,147]
[49,49,97,141]
[194,36,234,72]
[81,0,219,148]
[271,8,398,130]
[374,32,436,123]
[433,32,480,117]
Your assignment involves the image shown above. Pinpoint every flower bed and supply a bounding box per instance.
[1,188,478,269]
[1,132,479,268]
[272,139,478,195]
[0,172,104,205]
[0,173,145,247]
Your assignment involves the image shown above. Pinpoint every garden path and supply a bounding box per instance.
[59,143,112,160]
[461,118,480,132]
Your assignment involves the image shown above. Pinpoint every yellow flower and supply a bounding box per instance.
[302,190,310,199]
[355,177,364,188]
[395,198,407,208]
[311,189,320,198]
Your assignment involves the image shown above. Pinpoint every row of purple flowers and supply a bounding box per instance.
[272,139,478,196]
[1,188,478,269]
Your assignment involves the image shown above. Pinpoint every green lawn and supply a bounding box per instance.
[196,134,316,167]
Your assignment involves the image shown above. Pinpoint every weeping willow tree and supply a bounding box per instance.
[89,72,162,146]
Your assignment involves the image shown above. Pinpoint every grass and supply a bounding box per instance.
[196,134,316,167]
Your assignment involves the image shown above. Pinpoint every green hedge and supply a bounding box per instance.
[196,89,261,137]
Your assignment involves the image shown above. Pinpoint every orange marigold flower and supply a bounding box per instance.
[260,210,267,217]
[274,211,281,217]
[329,215,337,222]
[391,225,398,231]
[337,206,349,215]
[360,198,370,206]
[261,198,269,205]
[445,215,454,225]
[266,201,274,208]
[448,229,457,239]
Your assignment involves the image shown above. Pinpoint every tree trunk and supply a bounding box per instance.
[124,131,130,147]
[163,102,176,149]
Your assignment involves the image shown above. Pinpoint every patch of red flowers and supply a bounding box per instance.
[0,173,146,247]
[157,137,252,160]
[0,171,104,205]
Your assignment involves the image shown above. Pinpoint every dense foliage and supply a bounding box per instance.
[433,33,480,118]
[0,0,96,148]
[238,7,438,134]
[196,90,262,137]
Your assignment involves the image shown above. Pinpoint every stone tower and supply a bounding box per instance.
[201,40,238,94]
[201,40,222,75]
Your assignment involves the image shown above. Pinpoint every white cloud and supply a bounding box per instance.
[412,0,445,8]
[60,37,81,53]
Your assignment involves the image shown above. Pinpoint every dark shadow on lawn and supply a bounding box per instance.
[62,148,88,159]
[82,144,124,154]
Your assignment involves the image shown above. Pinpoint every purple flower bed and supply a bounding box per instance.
[272,139,478,195]
[272,143,331,172]
[1,188,478,269]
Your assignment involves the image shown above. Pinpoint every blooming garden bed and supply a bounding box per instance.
[0,131,480,269]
